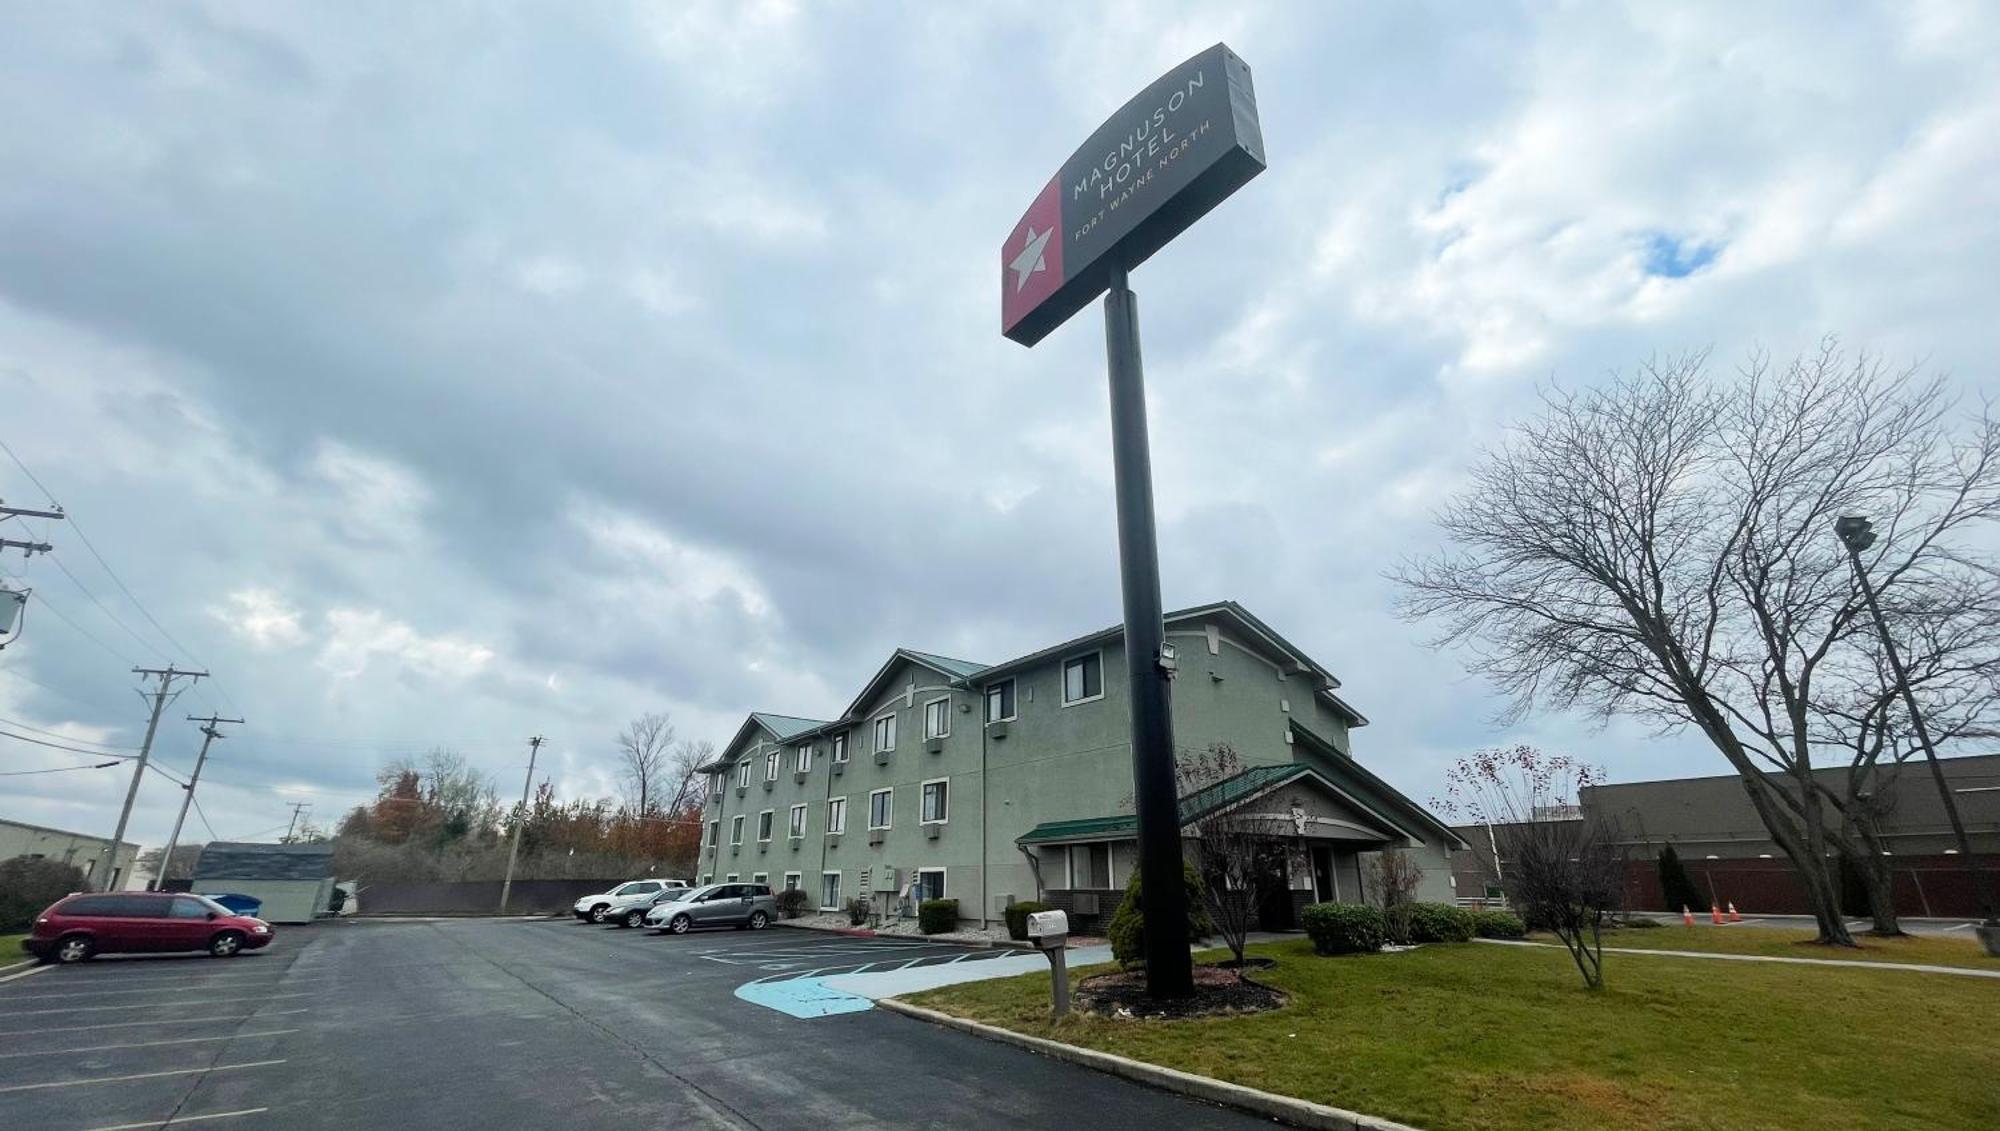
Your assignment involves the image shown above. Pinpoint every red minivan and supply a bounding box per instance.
[24,892,274,964]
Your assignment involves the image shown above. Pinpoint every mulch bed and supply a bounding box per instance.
[1074,962,1287,1020]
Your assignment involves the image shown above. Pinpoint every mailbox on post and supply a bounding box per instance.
[1026,909,1071,1016]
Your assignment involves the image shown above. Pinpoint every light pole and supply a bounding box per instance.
[1835,515,1998,944]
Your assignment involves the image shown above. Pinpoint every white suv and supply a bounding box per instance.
[573,879,689,925]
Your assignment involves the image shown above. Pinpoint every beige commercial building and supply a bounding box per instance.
[0,818,140,890]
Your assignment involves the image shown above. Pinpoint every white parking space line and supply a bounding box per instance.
[0,1059,285,1093]
[87,1109,270,1131]
[0,965,51,986]
[0,1030,300,1059]
[0,1008,311,1037]
[2,978,328,1002]
[5,992,311,1017]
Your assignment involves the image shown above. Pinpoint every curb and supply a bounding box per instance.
[877,998,1423,1131]
[774,919,1034,950]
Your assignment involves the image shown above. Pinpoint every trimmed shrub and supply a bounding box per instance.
[1107,862,1214,969]
[1004,900,1053,942]
[1618,915,1664,929]
[1405,901,1476,943]
[918,898,959,935]
[1302,901,1384,955]
[843,897,870,927]
[0,857,89,932]
[1471,910,1526,939]
[773,889,812,919]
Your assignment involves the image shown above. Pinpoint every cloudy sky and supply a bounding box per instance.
[2,2,1995,856]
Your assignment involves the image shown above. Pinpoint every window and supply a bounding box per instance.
[788,804,808,838]
[916,868,946,902]
[830,732,848,763]
[752,872,769,885]
[701,874,712,886]
[783,872,802,892]
[873,712,896,752]
[616,881,661,896]
[168,898,210,920]
[985,679,1016,723]
[757,810,774,842]
[795,743,813,774]
[1063,653,1103,704]
[726,873,739,882]
[709,772,723,795]
[707,820,718,848]
[921,778,949,824]
[868,788,893,830]
[729,815,745,845]
[821,871,842,911]
[923,697,950,739]
[1068,843,1111,889]
[736,760,750,788]
[826,797,847,835]
[765,751,780,781]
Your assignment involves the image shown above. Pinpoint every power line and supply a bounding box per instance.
[0,665,126,719]
[43,551,174,663]
[0,727,138,758]
[0,760,121,776]
[0,714,134,750]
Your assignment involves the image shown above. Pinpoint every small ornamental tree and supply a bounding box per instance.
[1439,746,1621,989]
[1363,849,1424,944]
[1656,843,1707,914]
[1182,742,1301,975]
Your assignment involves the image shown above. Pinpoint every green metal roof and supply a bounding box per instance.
[902,649,988,679]
[1016,764,1312,844]
[750,713,829,741]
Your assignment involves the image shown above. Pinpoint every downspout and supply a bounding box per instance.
[1019,842,1046,901]
[977,680,990,930]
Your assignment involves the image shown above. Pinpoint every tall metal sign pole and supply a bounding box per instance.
[499,734,544,915]
[1003,44,1266,998]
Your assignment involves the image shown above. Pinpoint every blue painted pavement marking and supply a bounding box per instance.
[734,976,874,1018]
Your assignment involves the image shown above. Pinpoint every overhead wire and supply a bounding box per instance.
[0,713,134,750]
[0,760,122,776]
[0,726,139,758]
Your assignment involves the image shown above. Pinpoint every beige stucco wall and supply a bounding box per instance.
[0,820,140,890]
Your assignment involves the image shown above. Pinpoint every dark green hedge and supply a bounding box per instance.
[1302,901,1384,955]
[1004,900,1053,941]
[918,898,959,935]
[1472,910,1527,939]
[1406,902,1476,943]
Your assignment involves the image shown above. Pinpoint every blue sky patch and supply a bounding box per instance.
[1640,232,1722,278]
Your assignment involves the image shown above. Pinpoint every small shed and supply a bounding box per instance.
[192,842,336,924]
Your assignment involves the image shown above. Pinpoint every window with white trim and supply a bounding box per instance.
[1068,843,1111,889]
[788,804,807,838]
[735,760,750,788]
[923,697,950,739]
[831,732,848,763]
[921,779,949,824]
[757,810,774,842]
[765,751,780,781]
[794,744,813,774]
[820,871,841,911]
[985,680,1016,723]
[915,868,946,902]
[729,815,744,845]
[873,713,896,752]
[868,788,893,830]
[709,771,724,795]
[752,872,768,884]
[701,874,712,885]
[726,873,739,882]
[706,820,718,848]
[1062,653,1103,704]
[783,872,802,892]
[826,796,847,835]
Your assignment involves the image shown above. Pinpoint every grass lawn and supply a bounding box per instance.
[1565,924,2000,970]
[904,938,2000,1131]
[0,933,29,963]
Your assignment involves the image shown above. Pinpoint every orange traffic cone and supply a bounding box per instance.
[1727,902,1742,923]
[1710,904,1724,925]
[1681,906,1695,926]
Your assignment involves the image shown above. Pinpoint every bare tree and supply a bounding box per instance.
[615,712,677,815]
[662,737,715,818]
[1396,344,2000,946]
[136,843,204,884]
[1180,742,1299,976]
[1440,747,1620,988]
[1363,849,1424,945]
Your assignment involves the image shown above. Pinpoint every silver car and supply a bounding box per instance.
[573,879,681,924]
[643,882,777,934]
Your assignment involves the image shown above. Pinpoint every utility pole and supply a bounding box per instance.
[107,665,206,890]
[1836,515,1996,927]
[281,802,311,844]
[154,714,241,890]
[499,735,544,915]
[0,499,65,558]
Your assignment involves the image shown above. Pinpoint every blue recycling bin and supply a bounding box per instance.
[203,893,262,918]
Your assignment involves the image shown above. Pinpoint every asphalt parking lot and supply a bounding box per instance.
[0,918,1271,1129]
